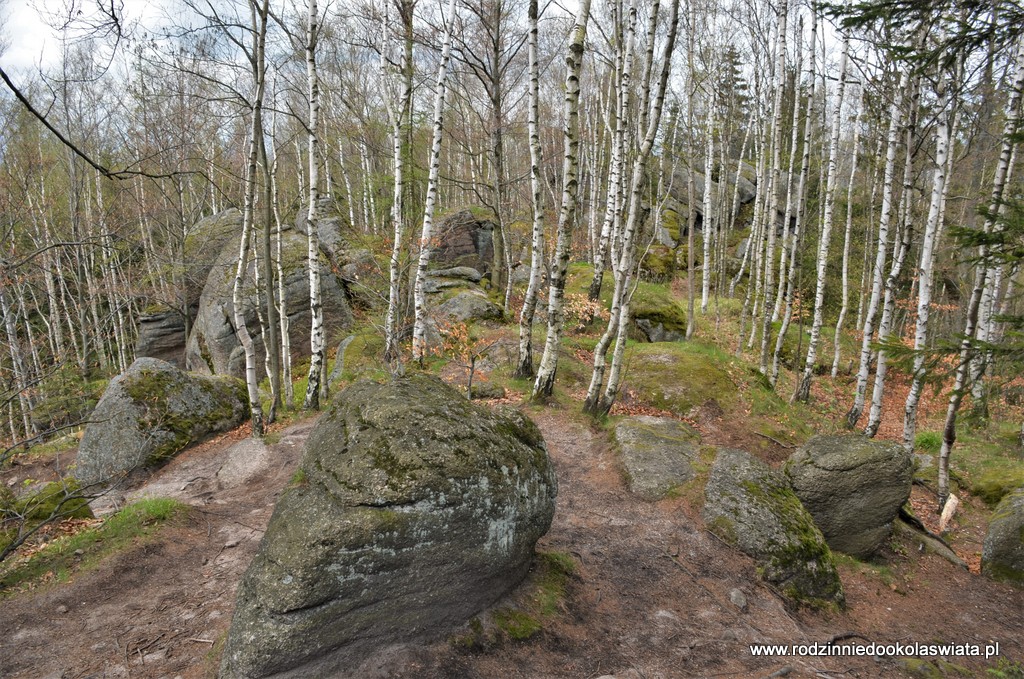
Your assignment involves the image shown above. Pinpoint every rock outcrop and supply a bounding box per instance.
[613,416,699,500]
[75,358,248,487]
[134,209,243,366]
[185,226,352,378]
[220,375,557,678]
[432,209,495,273]
[135,310,188,368]
[786,435,912,559]
[703,448,844,607]
[982,488,1024,585]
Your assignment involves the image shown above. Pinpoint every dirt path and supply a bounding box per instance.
[0,419,313,679]
[1,406,1022,678]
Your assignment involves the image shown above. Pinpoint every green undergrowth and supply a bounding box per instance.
[451,550,577,649]
[0,497,188,596]
[945,424,1024,506]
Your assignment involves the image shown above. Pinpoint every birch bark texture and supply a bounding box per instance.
[532,0,593,400]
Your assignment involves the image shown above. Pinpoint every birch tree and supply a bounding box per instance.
[532,0,593,399]
[937,37,1024,510]
[412,0,457,362]
[902,64,953,450]
[793,34,849,402]
[514,0,544,378]
[303,0,326,410]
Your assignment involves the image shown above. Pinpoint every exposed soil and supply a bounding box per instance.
[1,403,1023,679]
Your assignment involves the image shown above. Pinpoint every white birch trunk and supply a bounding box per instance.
[304,0,326,410]
[846,69,909,427]
[411,0,457,362]
[902,69,951,450]
[938,37,1024,509]
[793,35,848,402]
[514,0,545,379]
[831,90,863,377]
[532,0,593,399]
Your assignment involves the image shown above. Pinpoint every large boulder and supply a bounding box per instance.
[703,448,844,607]
[185,226,352,378]
[435,290,503,323]
[786,435,912,559]
[220,375,557,678]
[432,209,495,273]
[134,210,243,366]
[982,488,1024,585]
[75,358,248,487]
[613,416,699,500]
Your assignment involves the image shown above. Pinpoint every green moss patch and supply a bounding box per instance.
[624,342,739,415]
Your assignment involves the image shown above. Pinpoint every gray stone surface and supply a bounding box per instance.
[786,435,912,558]
[634,318,686,343]
[432,209,495,273]
[185,227,352,378]
[435,290,503,323]
[133,210,243,367]
[613,416,699,500]
[75,358,248,487]
[134,310,187,367]
[428,266,483,283]
[703,448,844,607]
[982,488,1024,585]
[220,375,557,678]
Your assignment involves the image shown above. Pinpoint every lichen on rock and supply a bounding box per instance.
[703,448,844,608]
[219,375,557,678]
[75,358,249,487]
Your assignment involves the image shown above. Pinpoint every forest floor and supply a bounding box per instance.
[1,383,1023,679]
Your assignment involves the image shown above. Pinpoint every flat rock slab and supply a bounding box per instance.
[613,416,699,500]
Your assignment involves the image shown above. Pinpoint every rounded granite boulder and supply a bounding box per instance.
[220,374,557,678]
[982,488,1024,586]
[74,358,249,488]
[785,435,912,559]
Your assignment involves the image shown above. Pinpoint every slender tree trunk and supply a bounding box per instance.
[589,0,681,416]
[793,35,848,402]
[847,69,909,427]
[831,91,862,377]
[938,38,1024,510]
[411,0,456,362]
[382,4,415,366]
[903,68,952,450]
[514,0,545,379]
[532,0,593,400]
[304,0,326,410]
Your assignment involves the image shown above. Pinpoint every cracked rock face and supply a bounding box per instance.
[786,435,912,559]
[220,375,557,678]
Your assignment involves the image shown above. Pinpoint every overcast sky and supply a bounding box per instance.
[1,0,163,75]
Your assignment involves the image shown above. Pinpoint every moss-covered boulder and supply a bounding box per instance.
[432,209,495,273]
[185,224,352,378]
[786,435,912,559]
[982,488,1024,585]
[75,358,249,487]
[435,290,503,323]
[703,448,844,607]
[613,416,699,500]
[220,375,557,678]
